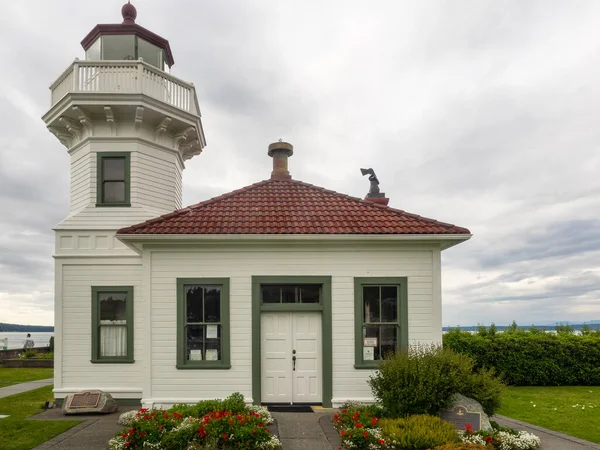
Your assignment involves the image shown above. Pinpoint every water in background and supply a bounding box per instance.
[0,332,53,350]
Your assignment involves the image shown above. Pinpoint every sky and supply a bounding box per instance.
[0,0,599,327]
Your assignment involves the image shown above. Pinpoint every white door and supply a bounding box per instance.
[261,312,322,404]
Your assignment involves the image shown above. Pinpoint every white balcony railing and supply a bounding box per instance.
[50,60,199,115]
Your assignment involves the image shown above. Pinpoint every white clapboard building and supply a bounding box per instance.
[43,3,471,408]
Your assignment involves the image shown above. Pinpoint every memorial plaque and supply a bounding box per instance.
[440,405,482,431]
[68,392,101,409]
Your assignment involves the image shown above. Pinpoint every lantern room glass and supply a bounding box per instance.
[84,35,167,70]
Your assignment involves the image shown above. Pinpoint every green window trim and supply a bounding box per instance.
[96,152,131,207]
[91,286,134,363]
[354,277,408,369]
[176,278,231,370]
[251,276,332,408]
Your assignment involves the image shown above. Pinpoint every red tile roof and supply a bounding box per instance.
[117,179,470,235]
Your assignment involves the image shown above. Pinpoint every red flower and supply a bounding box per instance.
[371,417,378,426]
[139,433,146,438]
[341,430,346,436]
[356,423,363,428]
[485,436,493,443]
[121,433,128,438]
[363,431,369,438]
[223,433,228,440]
[465,424,472,430]
[378,439,385,444]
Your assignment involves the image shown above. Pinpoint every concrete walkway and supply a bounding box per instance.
[0,378,53,399]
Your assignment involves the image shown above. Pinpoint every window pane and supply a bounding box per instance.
[86,37,101,60]
[300,286,320,303]
[102,35,135,60]
[103,158,125,180]
[99,293,126,321]
[363,286,380,323]
[380,325,397,359]
[100,325,127,357]
[186,286,203,322]
[205,325,221,361]
[138,38,162,68]
[203,287,220,322]
[381,286,398,322]
[104,181,125,202]
[186,325,204,360]
[261,286,280,303]
[364,325,381,360]
[281,286,296,303]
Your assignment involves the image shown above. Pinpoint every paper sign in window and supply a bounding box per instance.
[205,349,219,361]
[363,347,374,361]
[206,325,218,339]
[189,350,203,361]
[363,337,377,347]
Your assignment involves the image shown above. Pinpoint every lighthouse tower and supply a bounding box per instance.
[42,3,205,401]
[43,2,205,233]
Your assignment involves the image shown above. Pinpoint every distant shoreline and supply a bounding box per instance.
[0,323,54,332]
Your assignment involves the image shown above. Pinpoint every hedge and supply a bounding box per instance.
[443,328,600,386]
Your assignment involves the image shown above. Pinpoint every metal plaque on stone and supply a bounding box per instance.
[68,392,101,409]
[440,405,482,431]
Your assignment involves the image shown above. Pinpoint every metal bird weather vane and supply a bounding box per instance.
[360,168,380,195]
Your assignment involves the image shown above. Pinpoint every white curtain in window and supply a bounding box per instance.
[100,320,127,357]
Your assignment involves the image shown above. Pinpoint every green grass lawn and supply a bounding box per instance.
[0,385,81,450]
[0,367,54,387]
[497,386,600,444]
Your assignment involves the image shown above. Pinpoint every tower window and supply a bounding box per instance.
[97,152,130,206]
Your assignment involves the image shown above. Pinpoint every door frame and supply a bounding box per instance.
[252,276,332,407]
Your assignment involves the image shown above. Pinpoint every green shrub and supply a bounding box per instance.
[434,443,490,449]
[171,392,247,417]
[378,415,459,450]
[20,349,37,359]
[368,344,504,417]
[443,328,600,385]
[38,352,54,360]
[49,336,54,352]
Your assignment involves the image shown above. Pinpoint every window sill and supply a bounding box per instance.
[354,363,378,370]
[91,359,135,364]
[176,363,231,370]
[96,203,131,207]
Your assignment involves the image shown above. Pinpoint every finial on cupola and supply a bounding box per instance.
[121,1,137,25]
[360,168,390,206]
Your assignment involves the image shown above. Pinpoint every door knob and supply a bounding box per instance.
[292,355,296,371]
[292,349,296,354]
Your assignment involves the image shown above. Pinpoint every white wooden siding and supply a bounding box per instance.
[70,150,93,212]
[60,262,143,396]
[148,244,440,405]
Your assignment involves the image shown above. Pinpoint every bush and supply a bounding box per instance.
[49,336,54,352]
[20,349,37,359]
[368,344,504,417]
[443,328,600,385]
[434,443,490,450]
[171,392,247,417]
[378,415,460,450]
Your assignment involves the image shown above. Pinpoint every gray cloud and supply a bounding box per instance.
[1,0,599,326]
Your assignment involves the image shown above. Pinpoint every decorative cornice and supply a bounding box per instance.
[104,106,117,136]
[58,117,82,142]
[134,106,144,130]
[72,106,93,134]
[155,117,171,143]
[48,126,71,148]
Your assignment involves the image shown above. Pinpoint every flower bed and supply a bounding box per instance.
[332,403,540,450]
[109,393,280,450]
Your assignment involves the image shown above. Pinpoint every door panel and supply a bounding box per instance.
[261,312,322,404]
[261,313,292,403]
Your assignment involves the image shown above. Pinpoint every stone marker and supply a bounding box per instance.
[440,393,492,432]
[62,390,118,415]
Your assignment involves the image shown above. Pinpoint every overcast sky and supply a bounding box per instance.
[0,0,599,327]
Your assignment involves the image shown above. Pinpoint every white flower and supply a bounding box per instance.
[117,410,140,426]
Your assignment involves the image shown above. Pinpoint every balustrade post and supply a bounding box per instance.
[137,61,144,93]
[72,61,80,92]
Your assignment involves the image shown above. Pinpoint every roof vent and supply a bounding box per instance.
[268,141,293,180]
[360,168,389,206]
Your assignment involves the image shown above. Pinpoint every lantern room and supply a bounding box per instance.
[80,2,174,71]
